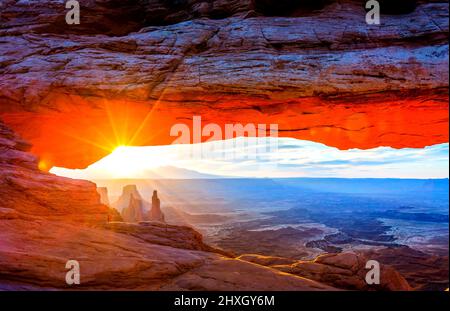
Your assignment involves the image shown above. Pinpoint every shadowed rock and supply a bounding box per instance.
[0,1,447,169]
[148,190,165,222]
[240,252,412,291]
[96,187,110,206]
[101,221,224,254]
[237,254,298,266]
[112,184,143,212]
[1,123,337,290]
[121,194,146,223]
[363,246,449,291]
[0,121,109,223]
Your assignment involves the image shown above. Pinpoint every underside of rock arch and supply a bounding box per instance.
[0,0,448,169]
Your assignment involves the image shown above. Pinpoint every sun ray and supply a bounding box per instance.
[129,62,181,146]
[103,98,123,147]
[61,129,114,153]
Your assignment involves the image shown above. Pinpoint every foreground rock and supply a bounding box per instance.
[240,252,411,291]
[364,246,449,291]
[100,221,227,255]
[0,121,108,223]
[0,121,333,290]
[0,217,333,290]
[237,254,298,266]
[0,219,334,291]
[96,187,110,206]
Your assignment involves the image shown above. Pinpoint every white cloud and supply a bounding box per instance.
[51,137,449,179]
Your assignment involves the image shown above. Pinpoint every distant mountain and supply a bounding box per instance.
[140,166,221,179]
[108,184,228,225]
[112,184,143,211]
[51,164,223,180]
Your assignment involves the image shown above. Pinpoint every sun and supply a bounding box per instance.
[112,145,129,153]
[99,146,142,178]
[87,145,173,178]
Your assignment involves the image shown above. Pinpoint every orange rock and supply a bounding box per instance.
[242,252,412,291]
[0,1,447,169]
[0,121,109,223]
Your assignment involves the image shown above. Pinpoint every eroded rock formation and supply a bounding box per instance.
[112,184,143,211]
[101,221,224,254]
[97,186,110,206]
[0,214,333,290]
[113,186,165,222]
[121,194,146,222]
[0,0,446,291]
[108,206,123,222]
[364,246,450,291]
[239,252,412,291]
[149,190,165,222]
[1,122,338,290]
[0,0,447,168]
[0,120,109,223]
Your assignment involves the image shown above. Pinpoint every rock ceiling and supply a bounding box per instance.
[0,0,448,168]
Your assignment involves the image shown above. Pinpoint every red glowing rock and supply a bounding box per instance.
[0,1,447,170]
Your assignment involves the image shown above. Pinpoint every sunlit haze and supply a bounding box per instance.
[50,138,449,179]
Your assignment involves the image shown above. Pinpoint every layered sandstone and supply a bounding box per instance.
[364,246,450,291]
[112,185,143,212]
[101,221,227,254]
[96,187,110,206]
[0,0,447,168]
[121,194,146,222]
[0,0,446,291]
[0,121,335,290]
[0,216,333,290]
[239,252,412,291]
[148,190,165,222]
[0,121,108,223]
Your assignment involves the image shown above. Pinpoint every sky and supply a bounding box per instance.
[50,137,449,180]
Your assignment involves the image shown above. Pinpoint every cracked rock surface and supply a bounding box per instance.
[0,1,439,290]
[0,120,334,290]
[0,0,448,168]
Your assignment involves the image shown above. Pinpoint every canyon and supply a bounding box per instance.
[2,119,420,290]
[1,120,336,290]
[80,178,450,290]
[1,119,414,290]
[0,0,448,291]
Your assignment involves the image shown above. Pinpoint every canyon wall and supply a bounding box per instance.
[0,120,335,290]
[0,121,108,222]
